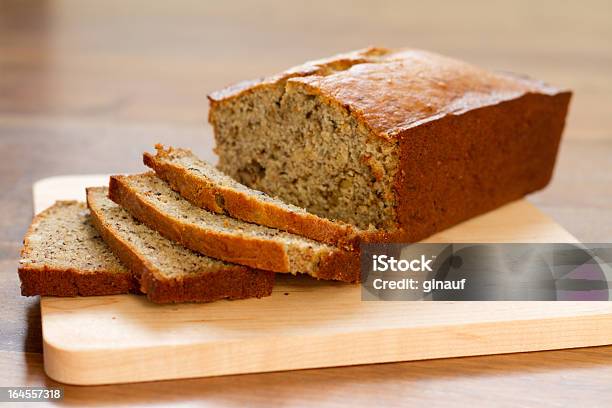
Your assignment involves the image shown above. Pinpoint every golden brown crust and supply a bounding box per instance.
[87,187,274,303]
[290,50,562,140]
[140,267,274,304]
[144,144,360,249]
[316,250,361,283]
[208,47,389,103]
[18,266,134,297]
[209,47,566,141]
[391,91,572,242]
[18,201,135,297]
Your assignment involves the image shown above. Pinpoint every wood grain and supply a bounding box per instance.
[1,0,611,405]
[42,293,612,386]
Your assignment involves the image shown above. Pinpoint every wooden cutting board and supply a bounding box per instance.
[34,175,612,385]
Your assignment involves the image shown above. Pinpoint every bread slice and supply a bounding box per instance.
[87,187,275,303]
[143,144,360,248]
[108,173,360,283]
[18,201,134,297]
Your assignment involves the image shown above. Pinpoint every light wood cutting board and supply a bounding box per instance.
[34,175,612,385]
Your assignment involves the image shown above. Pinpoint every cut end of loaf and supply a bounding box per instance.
[210,82,400,231]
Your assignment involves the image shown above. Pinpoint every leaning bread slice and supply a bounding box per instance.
[144,144,360,248]
[108,173,360,283]
[87,187,275,304]
[18,201,134,297]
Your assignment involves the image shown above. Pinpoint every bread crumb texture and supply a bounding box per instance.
[20,201,126,274]
[88,188,243,279]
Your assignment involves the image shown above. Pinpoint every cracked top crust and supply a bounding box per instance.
[208,47,567,139]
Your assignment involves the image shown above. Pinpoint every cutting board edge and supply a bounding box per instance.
[42,310,612,385]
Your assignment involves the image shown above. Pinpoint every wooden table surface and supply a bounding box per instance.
[1,1,611,406]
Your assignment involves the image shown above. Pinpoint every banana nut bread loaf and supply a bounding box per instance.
[144,144,360,248]
[18,201,135,297]
[209,47,572,242]
[108,172,360,282]
[87,187,274,303]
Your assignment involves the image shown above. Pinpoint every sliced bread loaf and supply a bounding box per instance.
[18,201,134,297]
[87,187,275,303]
[143,144,361,248]
[108,173,360,282]
[209,47,571,242]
